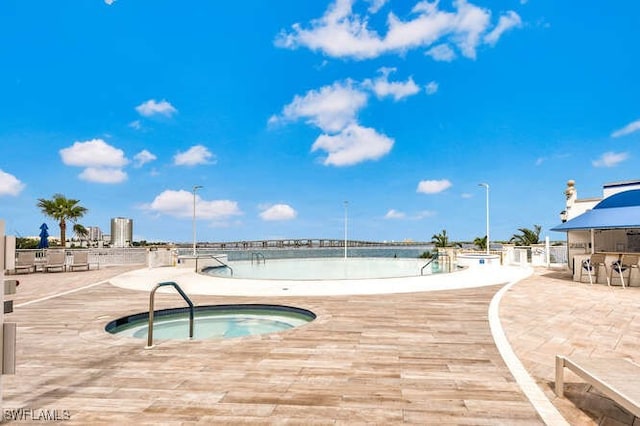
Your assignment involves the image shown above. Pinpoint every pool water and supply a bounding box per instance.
[205,257,432,280]
[106,305,315,340]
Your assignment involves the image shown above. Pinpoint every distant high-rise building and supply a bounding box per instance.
[110,217,133,248]
[87,226,103,242]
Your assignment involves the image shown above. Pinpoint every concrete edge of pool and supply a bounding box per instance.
[108,263,534,296]
[106,303,317,341]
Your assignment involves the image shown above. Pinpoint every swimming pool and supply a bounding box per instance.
[106,304,316,340]
[204,257,435,280]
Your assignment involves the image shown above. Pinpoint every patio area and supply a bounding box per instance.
[2,265,639,424]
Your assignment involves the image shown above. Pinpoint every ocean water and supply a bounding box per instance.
[189,246,435,261]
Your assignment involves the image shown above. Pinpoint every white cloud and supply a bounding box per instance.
[104,0,116,4]
[135,99,178,118]
[415,210,436,219]
[133,150,157,168]
[364,68,421,101]
[60,139,129,183]
[367,0,388,13]
[260,204,298,221]
[386,209,436,220]
[173,145,215,166]
[276,0,520,61]
[484,11,522,46]
[611,119,640,138]
[129,120,142,130]
[145,190,242,220]
[592,152,629,168]
[417,179,452,194]
[79,167,127,184]
[426,43,457,61]
[60,139,128,168]
[385,209,406,219]
[0,170,25,196]
[275,80,368,133]
[460,193,473,199]
[274,0,384,59]
[425,81,438,95]
[311,123,394,166]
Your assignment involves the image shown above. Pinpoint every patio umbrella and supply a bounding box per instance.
[38,223,49,249]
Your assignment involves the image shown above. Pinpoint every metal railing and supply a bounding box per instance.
[146,281,194,348]
[205,255,233,276]
[420,252,452,275]
[420,253,438,276]
[251,252,265,264]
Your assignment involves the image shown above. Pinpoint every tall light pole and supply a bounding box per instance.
[478,183,490,255]
[192,185,203,256]
[344,201,348,259]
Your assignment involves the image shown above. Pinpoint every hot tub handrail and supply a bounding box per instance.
[146,281,194,348]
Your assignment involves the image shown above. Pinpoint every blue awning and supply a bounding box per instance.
[551,189,640,232]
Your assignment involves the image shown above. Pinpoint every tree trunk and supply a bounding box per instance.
[60,220,66,248]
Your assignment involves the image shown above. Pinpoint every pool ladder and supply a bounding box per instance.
[146,281,194,349]
[251,252,265,264]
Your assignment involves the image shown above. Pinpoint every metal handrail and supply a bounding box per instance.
[146,281,194,348]
[195,255,233,276]
[212,255,233,276]
[251,252,265,264]
[420,253,439,276]
[420,252,452,275]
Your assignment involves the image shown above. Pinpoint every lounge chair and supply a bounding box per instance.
[555,355,640,418]
[610,254,639,288]
[578,253,608,285]
[44,250,66,272]
[68,251,89,271]
[14,251,36,274]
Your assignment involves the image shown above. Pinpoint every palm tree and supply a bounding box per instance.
[73,223,89,244]
[510,225,542,246]
[474,235,487,251]
[37,194,88,248]
[431,229,450,248]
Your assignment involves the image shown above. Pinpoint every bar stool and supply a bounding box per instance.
[579,253,607,285]
[610,254,639,288]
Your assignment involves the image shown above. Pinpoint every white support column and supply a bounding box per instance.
[545,236,550,267]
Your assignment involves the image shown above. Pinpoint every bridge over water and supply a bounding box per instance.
[193,239,432,250]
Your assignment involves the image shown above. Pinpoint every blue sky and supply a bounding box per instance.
[1,0,638,244]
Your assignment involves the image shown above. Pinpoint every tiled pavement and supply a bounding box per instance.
[2,265,639,424]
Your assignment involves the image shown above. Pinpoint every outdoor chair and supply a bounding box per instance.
[44,250,66,273]
[68,251,89,271]
[578,253,608,285]
[610,254,639,288]
[14,251,36,274]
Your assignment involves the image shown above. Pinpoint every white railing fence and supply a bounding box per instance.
[13,244,570,270]
[14,248,149,269]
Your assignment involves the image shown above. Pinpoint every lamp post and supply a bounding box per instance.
[478,183,490,255]
[192,185,203,256]
[344,201,348,259]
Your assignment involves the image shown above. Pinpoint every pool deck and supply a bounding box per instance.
[3,265,640,424]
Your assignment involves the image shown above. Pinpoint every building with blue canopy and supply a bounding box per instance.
[551,180,640,281]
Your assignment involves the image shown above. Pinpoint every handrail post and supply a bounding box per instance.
[145,281,195,349]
